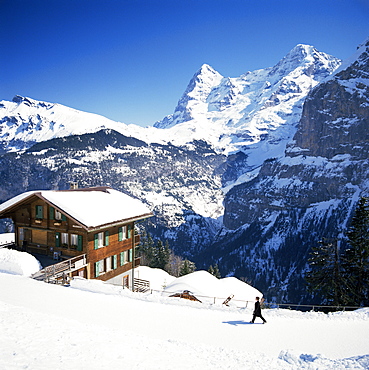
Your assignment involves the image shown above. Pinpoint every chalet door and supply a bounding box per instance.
[123,275,129,288]
[23,229,31,243]
[19,228,24,242]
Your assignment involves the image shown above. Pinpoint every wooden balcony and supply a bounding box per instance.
[134,256,141,267]
[134,234,140,245]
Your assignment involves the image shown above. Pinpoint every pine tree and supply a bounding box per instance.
[136,231,154,266]
[137,233,170,271]
[305,238,349,306]
[151,240,170,270]
[343,196,369,306]
[208,265,214,275]
[208,264,221,278]
[179,259,196,276]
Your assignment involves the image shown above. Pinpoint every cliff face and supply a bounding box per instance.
[293,40,369,159]
[206,40,369,303]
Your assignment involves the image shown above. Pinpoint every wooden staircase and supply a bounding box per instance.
[31,254,87,284]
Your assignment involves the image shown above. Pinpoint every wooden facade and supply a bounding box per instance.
[0,187,153,283]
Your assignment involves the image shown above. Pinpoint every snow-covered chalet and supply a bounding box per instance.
[0,186,153,283]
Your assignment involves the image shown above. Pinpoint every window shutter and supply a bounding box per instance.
[128,249,133,262]
[55,232,60,248]
[49,207,55,220]
[94,234,99,249]
[118,227,123,241]
[61,214,67,221]
[77,235,83,251]
[104,231,109,246]
[113,255,117,269]
[95,262,99,277]
[120,252,124,266]
[127,224,132,238]
[36,205,43,219]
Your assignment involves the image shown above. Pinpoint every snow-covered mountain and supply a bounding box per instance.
[204,38,369,302]
[1,44,340,160]
[155,44,340,175]
[0,95,169,154]
[0,96,124,153]
[1,40,367,304]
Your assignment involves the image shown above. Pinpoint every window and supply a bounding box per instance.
[99,260,105,274]
[106,257,111,272]
[35,205,43,219]
[71,234,78,246]
[71,234,82,250]
[55,209,62,220]
[61,233,68,246]
[95,261,105,277]
[94,232,104,249]
[120,250,129,266]
[127,224,132,239]
[120,249,132,264]
[118,226,127,241]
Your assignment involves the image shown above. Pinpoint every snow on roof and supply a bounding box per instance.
[0,187,153,229]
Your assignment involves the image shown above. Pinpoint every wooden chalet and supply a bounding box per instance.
[0,186,153,284]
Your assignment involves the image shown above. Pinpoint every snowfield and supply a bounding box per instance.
[0,248,369,369]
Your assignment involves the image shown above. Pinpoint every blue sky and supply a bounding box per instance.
[1,0,368,127]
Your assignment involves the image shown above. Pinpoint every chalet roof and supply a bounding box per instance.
[0,187,153,230]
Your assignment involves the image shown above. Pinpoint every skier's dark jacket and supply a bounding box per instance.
[253,301,262,316]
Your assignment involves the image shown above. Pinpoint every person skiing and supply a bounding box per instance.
[250,296,267,324]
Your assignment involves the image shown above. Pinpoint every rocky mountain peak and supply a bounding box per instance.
[11,95,55,109]
[268,44,340,80]
[154,65,223,128]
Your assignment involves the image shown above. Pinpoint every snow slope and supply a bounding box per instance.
[0,249,368,369]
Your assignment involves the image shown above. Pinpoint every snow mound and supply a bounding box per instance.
[0,248,41,276]
[163,270,262,305]
[0,233,15,245]
[135,265,176,291]
[70,276,127,295]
